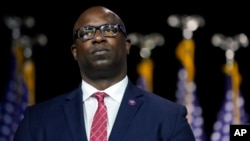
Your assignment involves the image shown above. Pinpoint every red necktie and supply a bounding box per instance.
[90,92,108,141]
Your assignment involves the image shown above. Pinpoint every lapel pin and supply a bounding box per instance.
[128,99,136,105]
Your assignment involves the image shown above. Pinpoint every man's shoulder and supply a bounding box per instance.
[28,87,81,112]
[138,88,186,111]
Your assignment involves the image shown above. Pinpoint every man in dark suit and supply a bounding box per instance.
[13,6,195,141]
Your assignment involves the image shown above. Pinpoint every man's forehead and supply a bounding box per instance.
[75,11,120,29]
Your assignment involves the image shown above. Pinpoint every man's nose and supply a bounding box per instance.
[93,30,106,41]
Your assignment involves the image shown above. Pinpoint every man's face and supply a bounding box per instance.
[71,8,130,78]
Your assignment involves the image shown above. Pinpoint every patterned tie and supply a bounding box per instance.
[90,92,108,141]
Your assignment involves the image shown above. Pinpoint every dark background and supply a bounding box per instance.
[1,1,250,139]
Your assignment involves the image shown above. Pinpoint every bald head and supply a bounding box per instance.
[73,6,126,32]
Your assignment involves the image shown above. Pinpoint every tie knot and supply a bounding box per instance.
[93,92,106,102]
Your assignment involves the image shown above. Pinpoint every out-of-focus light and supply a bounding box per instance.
[127,33,142,45]
[167,15,180,28]
[140,48,151,58]
[211,34,224,47]
[36,34,48,46]
[186,19,198,31]
[237,33,249,47]
[225,49,234,60]
[183,29,193,39]
[24,17,35,28]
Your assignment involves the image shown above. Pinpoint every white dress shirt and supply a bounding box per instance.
[81,76,128,141]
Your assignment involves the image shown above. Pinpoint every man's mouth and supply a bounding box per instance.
[93,50,108,55]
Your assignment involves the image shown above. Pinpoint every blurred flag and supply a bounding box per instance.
[210,61,248,141]
[175,39,207,141]
[136,58,153,92]
[0,42,35,141]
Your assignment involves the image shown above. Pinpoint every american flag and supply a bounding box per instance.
[0,51,29,141]
[175,39,207,141]
[210,61,248,141]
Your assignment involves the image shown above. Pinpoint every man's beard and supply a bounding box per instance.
[82,60,124,80]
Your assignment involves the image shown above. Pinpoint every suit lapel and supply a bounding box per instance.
[63,87,88,141]
[109,81,144,141]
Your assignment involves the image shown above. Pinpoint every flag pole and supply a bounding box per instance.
[168,14,208,141]
[127,32,165,92]
[211,33,249,124]
[167,14,205,124]
[5,16,48,105]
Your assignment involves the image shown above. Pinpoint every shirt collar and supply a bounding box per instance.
[82,76,128,102]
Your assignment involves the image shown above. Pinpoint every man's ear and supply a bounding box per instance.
[71,44,77,61]
[125,38,131,55]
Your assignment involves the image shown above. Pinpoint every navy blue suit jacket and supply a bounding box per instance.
[13,80,195,141]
